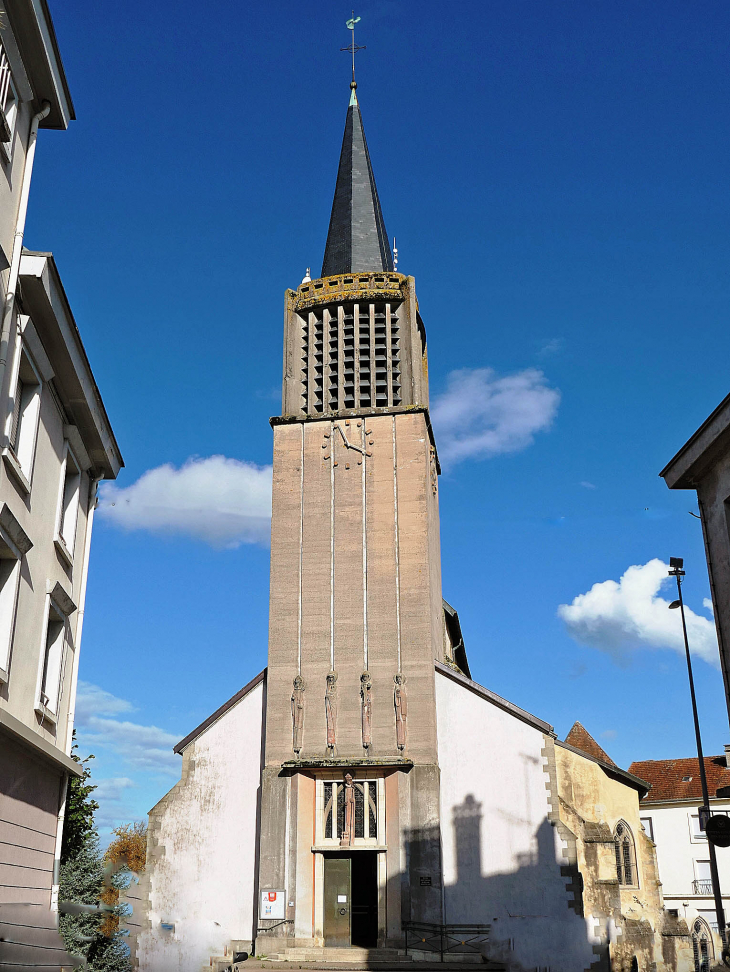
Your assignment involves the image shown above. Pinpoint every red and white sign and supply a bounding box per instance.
[261,889,286,920]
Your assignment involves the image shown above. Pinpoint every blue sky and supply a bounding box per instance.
[28,0,730,834]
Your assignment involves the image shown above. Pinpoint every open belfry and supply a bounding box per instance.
[135,67,695,972]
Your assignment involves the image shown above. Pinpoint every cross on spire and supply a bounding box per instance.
[341,12,365,86]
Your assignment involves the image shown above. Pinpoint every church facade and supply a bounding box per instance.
[134,85,691,972]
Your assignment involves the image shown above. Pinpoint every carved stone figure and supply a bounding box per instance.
[394,673,408,750]
[325,671,338,751]
[340,773,355,847]
[291,675,305,753]
[360,671,372,749]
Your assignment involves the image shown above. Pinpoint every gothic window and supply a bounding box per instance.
[614,821,637,886]
[322,780,378,841]
[324,782,334,838]
[692,917,713,972]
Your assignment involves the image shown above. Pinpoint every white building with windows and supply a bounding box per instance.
[630,753,730,970]
[0,1,122,964]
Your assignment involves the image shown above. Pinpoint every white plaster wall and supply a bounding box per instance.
[137,680,265,972]
[643,801,730,896]
[644,798,730,954]
[435,672,594,971]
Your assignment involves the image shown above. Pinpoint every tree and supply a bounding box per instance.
[98,823,148,940]
[58,734,144,971]
[61,734,99,861]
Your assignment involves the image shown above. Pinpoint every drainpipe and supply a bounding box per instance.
[0,100,51,427]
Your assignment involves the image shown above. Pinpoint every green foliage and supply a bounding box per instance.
[61,733,99,863]
[58,733,131,972]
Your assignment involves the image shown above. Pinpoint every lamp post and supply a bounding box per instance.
[668,556,728,959]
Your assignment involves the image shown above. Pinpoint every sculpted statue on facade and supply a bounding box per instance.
[325,671,338,752]
[360,671,372,749]
[291,675,305,753]
[340,773,355,847]
[394,672,408,750]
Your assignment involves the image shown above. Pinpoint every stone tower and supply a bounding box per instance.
[258,83,446,950]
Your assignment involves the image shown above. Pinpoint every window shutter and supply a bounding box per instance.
[41,614,66,716]
[0,46,11,143]
[9,378,23,451]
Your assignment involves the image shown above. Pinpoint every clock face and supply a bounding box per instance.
[322,420,373,467]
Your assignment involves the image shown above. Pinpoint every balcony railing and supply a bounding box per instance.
[693,879,713,895]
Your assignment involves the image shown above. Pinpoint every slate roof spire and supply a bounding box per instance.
[321,83,394,277]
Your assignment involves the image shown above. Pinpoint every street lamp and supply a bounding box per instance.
[668,556,728,962]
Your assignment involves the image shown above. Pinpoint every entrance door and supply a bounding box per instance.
[324,857,351,946]
[350,853,378,948]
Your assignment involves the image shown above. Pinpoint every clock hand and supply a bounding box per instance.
[334,424,366,455]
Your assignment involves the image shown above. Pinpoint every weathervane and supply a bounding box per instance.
[341,12,365,86]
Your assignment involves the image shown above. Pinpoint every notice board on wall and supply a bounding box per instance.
[260,890,286,920]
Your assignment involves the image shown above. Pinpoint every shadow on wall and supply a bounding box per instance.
[382,794,601,972]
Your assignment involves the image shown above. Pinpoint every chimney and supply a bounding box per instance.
[724,743,730,767]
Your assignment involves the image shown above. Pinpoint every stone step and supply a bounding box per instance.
[262,947,404,963]
[261,963,504,971]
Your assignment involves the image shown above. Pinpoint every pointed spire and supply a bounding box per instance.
[321,85,394,278]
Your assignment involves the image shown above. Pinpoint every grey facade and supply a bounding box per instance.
[660,392,730,726]
[0,0,122,960]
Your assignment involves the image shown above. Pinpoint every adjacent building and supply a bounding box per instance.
[629,753,730,970]
[0,0,122,961]
[660,392,730,722]
[136,81,691,972]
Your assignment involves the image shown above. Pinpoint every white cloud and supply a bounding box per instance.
[75,682,181,775]
[98,455,272,548]
[93,777,140,830]
[75,681,135,722]
[94,777,138,802]
[558,559,719,667]
[580,481,597,490]
[537,337,564,358]
[431,367,560,465]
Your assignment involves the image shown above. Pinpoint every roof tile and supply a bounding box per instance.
[628,756,730,801]
[564,721,617,767]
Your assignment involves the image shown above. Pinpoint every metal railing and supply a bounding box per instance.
[693,879,714,895]
[403,921,490,961]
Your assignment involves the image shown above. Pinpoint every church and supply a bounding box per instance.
[133,80,693,972]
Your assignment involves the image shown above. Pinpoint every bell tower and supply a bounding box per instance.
[257,82,446,952]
